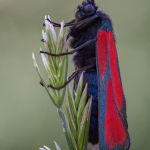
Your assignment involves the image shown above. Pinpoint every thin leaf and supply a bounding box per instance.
[77,83,88,127]
[66,98,77,140]
[58,108,78,150]
[78,97,92,150]
[82,96,92,150]
[41,53,56,86]
[43,145,51,150]
[40,46,56,74]
[39,148,45,150]
[66,84,77,119]
[54,141,61,150]
[58,54,68,106]
[32,53,60,108]
[75,73,83,109]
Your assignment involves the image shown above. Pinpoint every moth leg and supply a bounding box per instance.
[39,70,77,87]
[39,64,95,90]
[43,18,61,27]
[71,15,98,34]
[43,18,76,27]
[40,38,97,56]
[64,19,76,26]
[76,15,98,28]
[40,81,44,87]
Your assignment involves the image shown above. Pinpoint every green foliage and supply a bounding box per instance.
[65,76,92,150]
[32,16,92,150]
[33,16,68,108]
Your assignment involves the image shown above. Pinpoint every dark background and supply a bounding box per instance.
[0,0,150,149]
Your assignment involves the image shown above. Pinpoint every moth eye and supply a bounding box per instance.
[74,9,83,20]
[83,4,95,13]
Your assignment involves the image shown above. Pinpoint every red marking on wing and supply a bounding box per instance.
[97,29,123,110]
[97,30,108,79]
[109,31,123,110]
[105,78,126,149]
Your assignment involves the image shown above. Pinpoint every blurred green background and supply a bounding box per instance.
[0,0,150,149]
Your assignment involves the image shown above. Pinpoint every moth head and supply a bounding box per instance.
[74,0,98,21]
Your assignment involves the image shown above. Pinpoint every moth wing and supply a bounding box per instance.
[96,21,130,150]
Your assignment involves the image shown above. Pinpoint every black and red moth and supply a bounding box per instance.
[41,0,130,149]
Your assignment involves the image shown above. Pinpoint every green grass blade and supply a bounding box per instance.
[59,54,68,106]
[32,53,60,108]
[78,96,92,150]
[66,84,77,119]
[58,108,78,150]
[77,83,88,127]
[82,96,92,150]
[66,99,77,141]
[75,73,83,109]
[54,141,61,150]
